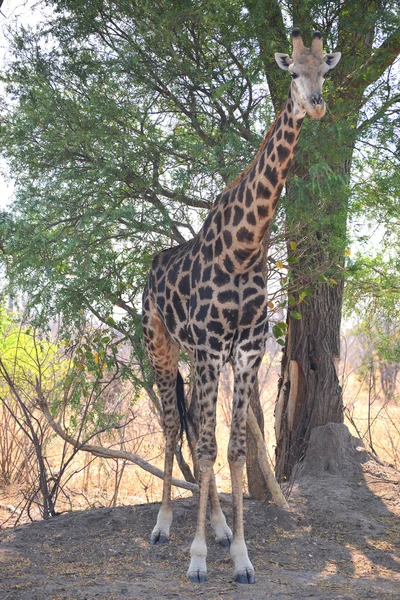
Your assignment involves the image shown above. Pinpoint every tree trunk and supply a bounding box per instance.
[275,277,344,481]
[246,380,270,500]
[247,0,397,482]
[273,113,354,481]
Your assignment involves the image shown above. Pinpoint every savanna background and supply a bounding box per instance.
[0,1,399,598]
[1,329,399,525]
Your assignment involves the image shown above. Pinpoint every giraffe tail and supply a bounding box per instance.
[176,370,189,443]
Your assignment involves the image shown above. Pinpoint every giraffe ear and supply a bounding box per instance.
[324,52,341,70]
[275,53,292,71]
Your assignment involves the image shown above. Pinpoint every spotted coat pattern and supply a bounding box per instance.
[143,95,302,448]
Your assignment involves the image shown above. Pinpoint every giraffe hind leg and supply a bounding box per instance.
[187,355,223,583]
[209,471,232,547]
[143,295,180,545]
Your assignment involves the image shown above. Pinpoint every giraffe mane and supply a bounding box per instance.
[221,114,280,193]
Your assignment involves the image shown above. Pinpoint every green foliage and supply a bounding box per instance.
[0,0,399,378]
[344,252,400,363]
[0,309,134,437]
[272,321,287,346]
[0,311,60,388]
[343,122,400,360]
[0,0,271,334]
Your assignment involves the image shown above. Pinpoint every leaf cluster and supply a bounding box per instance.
[0,0,399,363]
[1,0,271,331]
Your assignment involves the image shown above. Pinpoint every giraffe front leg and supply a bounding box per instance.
[187,358,221,583]
[187,463,211,583]
[209,470,232,547]
[228,350,263,584]
[229,458,255,583]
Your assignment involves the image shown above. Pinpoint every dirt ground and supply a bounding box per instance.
[0,425,399,600]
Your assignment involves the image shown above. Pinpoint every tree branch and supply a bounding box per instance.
[246,0,288,110]
[340,27,400,94]
[36,389,198,493]
[357,93,400,133]
[115,298,137,319]
[158,186,212,210]
[246,406,288,508]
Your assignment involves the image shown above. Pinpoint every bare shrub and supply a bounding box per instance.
[0,398,35,486]
[341,340,400,469]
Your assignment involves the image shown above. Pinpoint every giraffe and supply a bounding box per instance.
[142,29,341,584]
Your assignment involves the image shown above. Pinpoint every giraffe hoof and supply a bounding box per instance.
[150,532,169,545]
[187,570,207,583]
[233,569,256,584]
[217,535,231,548]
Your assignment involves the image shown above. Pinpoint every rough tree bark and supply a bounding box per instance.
[274,136,352,481]
[275,275,345,480]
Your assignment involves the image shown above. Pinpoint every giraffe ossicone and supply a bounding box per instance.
[142,29,341,584]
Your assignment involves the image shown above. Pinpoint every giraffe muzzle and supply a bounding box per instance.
[307,93,326,118]
[311,93,323,106]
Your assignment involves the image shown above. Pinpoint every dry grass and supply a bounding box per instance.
[344,387,400,468]
[1,343,399,527]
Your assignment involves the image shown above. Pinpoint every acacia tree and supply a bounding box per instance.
[250,1,400,480]
[1,0,399,490]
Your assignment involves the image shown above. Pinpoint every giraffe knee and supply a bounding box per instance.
[228,437,247,465]
[197,436,217,468]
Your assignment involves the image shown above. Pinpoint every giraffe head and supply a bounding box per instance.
[275,29,341,119]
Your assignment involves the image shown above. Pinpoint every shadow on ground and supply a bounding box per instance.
[0,424,399,599]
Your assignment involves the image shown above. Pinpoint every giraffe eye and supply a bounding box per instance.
[291,72,299,79]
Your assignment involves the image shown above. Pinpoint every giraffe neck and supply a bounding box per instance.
[202,90,305,274]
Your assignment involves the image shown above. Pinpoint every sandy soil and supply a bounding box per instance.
[0,426,399,600]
